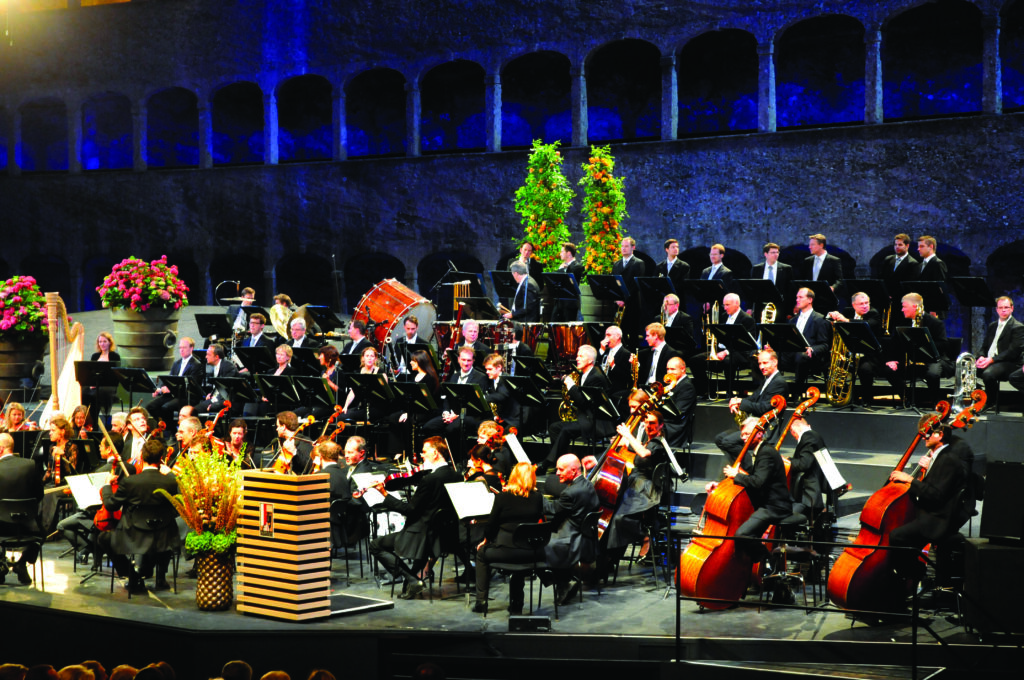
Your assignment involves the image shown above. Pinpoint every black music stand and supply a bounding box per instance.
[257,375,302,412]
[234,346,276,374]
[949,277,996,309]
[344,374,395,424]
[338,354,363,374]
[161,375,204,405]
[487,271,519,300]
[299,305,346,334]
[504,375,546,409]
[735,279,785,318]
[835,321,882,357]
[70,438,102,471]
[586,274,628,305]
[111,367,157,408]
[290,347,321,376]
[709,324,761,360]
[212,377,259,408]
[8,430,43,459]
[404,342,439,374]
[578,386,621,457]
[793,280,840,314]
[758,324,811,355]
[665,324,699,356]
[635,276,676,320]
[195,313,234,344]
[441,384,493,445]
[541,272,580,302]
[293,376,336,412]
[896,326,942,411]
[511,355,554,391]
[902,281,950,315]
[846,279,890,311]
[457,296,501,321]
[74,361,120,391]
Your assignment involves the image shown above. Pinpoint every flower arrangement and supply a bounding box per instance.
[580,145,629,276]
[0,275,49,343]
[96,255,190,312]
[156,441,242,555]
[513,140,575,271]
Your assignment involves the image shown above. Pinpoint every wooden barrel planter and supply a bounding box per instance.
[0,340,45,402]
[110,308,181,371]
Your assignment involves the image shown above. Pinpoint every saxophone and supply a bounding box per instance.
[558,367,581,421]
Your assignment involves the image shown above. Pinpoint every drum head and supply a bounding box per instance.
[353,279,437,346]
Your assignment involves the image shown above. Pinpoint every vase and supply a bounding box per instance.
[110,308,181,371]
[0,340,46,402]
[195,552,234,611]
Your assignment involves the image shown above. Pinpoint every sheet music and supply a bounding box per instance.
[504,433,530,465]
[66,472,109,508]
[812,447,847,491]
[445,480,495,519]
[352,471,387,507]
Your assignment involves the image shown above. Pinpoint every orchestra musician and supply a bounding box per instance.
[828,292,885,406]
[241,313,274,348]
[224,419,250,466]
[459,320,491,367]
[778,287,832,400]
[385,349,440,460]
[341,346,389,423]
[504,261,540,323]
[472,461,544,615]
[661,293,695,341]
[717,348,789,455]
[540,344,613,475]
[288,317,312,348]
[656,238,690,295]
[314,344,342,419]
[227,286,256,334]
[803,233,843,289]
[98,437,179,594]
[638,323,681,389]
[0,432,44,585]
[37,415,84,533]
[368,436,461,601]
[662,356,697,451]
[344,320,373,356]
[887,421,969,582]
[750,242,795,301]
[543,454,600,605]
[974,296,1024,413]
[465,443,502,491]
[146,336,205,423]
[393,315,427,374]
[598,325,634,415]
[421,346,486,449]
[329,437,373,549]
[272,410,313,475]
[1,402,38,432]
[510,240,544,282]
[71,405,92,439]
[916,235,948,282]
[551,242,585,322]
[82,331,121,424]
[784,416,828,516]
[481,354,521,428]
[476,420,514,481]
[270,293,294,337]
[612,236,646,344]
[700,243,734,287]
[881,234,920,329]
[195,344,240,416]
[880,293,953,407]
[710,293,758,398]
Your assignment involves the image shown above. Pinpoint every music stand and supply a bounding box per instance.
[289,347,322,376]
[111,368,157,408]
[457,296,501,321]
[241,306,272,323]
[793,280,840,314]
[299,305,347,334]
[949,277,996,310]
[487,271,519,300]
[846,279,890,311]
[234,346,276,374]
[74,361,120,391]
[578,386,621,458]
[337,354,363,374]
[511,355,554,391]
[834,322,882,357]
[404,342,439,373]
[344,374,395,424]
[665,325,699,356]
[212,376,260,407]
[542,271,580,301]
[390,382,439,459]
[735,279,784,316]
[901,281,950,315]
[293,376,336,412]
[504,375,546,409]
[684,279,728,309]
[758,324,811,355]
[71,438,102,472]
[709,324,761,359]
[256,375,302,411]
[195,313,234,343]
[587,274,628,304]
[441,384,492,420]
[635,276,676,320]
[8,430,43,459]
[896,326,942,410]
[161,375,204,405]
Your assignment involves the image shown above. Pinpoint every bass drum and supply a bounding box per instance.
[352,279,436,347]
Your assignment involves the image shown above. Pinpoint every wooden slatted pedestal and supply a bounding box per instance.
[236,471,332,621]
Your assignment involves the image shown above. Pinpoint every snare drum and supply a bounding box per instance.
[353,279,437,347]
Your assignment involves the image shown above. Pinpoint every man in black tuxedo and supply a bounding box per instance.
[882,292,953,406]
[481,354,521,428]
[802,233,843,289]
[881,233,920,293]
[543,453,600,603]
[326,437,373,548]
[708,293,758,397]
[242,313,275,348]
[551,242,585,322]
[505,261,540,323]
[226,286,256,334]
[661,293,695,342]
[829,292,886,405]
[750,242,795,320]
[287,318,313,348]
[717,348,789,454]
[421,346,487,443]
[784,416,829,516]
[974,296,1024,412]
[369,437,462,600]
[638,323,682,389]
[542,345,614,473]
[888,422,969,580]
[98,438,179,593]
[146,336,206,422]
[0,433,44,585]
[916,235,948,282]
[343,320,373,356]
[779,287,832,399]
[196,343,241,415]
[700,243,734,287]
[662,357,697,450]
[656,238,690,294]
[598,325,634,414]
[612,236,646,344]
[393,315,428,375]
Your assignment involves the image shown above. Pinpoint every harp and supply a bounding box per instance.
[40,292,85,427]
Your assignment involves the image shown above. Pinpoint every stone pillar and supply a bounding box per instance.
[264,92,279,165]
[864,27,884,125]
[333,89,347,161]
[485,72,501,152]
[571,66,588,147]
[660,55,678,141]
[198,98,212,169]
[7,107,20,175]
[406,82,421,157]
[982,15,1002,115]
[67,97,82,173]
[757,42,776,133]
[132,100,147,171]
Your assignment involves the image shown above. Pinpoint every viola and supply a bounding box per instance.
[353,464,426,498]
[270,415,316,475]
[677,395,786,610]
[826,399,952,612]
[309,406,347,473]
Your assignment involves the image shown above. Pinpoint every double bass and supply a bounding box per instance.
[676,395,786,609]
[826,400,952,612]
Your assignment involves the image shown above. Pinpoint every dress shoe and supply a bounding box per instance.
[556,580,580,605]
[455,567,476,585]
[127,577,148,595]
[397,579,425,600]
[13,561,32,586]
[153,576,171,591]
[472,600,488,614]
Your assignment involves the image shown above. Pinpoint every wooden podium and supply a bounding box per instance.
[236,470,332,621]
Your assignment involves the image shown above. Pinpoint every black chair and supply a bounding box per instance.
[108,504,181,597]
[488,521,555,618]
[0,498,45,591]
[329,498,367,585]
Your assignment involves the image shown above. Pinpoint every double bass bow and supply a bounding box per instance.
[826,399,952,611]
[94,417,133,532]
[676,395,786,610]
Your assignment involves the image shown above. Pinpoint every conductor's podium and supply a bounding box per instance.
[236,470,332,621]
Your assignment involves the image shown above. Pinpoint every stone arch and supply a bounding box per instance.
[19,98,68,172]
[883,0,984,120]
[1002,0,1024,110]
[986,240,1024,300]
[82,254,114,311]
[275,253,335,308]
[21,255,72,306]
[210,254,267,307]
[277,74,332,162]
[0,106,8,171]
[417,251,485,314]
[677,30,758,135]
[585,39,662,142]
[147,87,199,168]
[344,252,407,313]
[420,60,486,153]
[776,15,865,128]
[345,68,407,157]
[211,81,264,165]
[501,51,573,148]
[81,92,133,171]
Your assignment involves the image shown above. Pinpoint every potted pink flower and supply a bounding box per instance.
[0,275,49,399]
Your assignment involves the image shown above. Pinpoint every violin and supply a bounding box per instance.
[826,399,952,612]
[353,464,425,499]
[309,406,347,474]
[270,415,316,475]
[677,395,786,609]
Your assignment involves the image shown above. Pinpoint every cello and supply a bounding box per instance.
[676,395,786,609]
[826,400,952,612]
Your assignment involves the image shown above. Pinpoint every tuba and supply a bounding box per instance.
[760,302,777,325]
[824,319,858,407]
[558,367,581,421]
[951,352,977,407]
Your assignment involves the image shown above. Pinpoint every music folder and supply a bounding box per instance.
[445,480,495,520]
